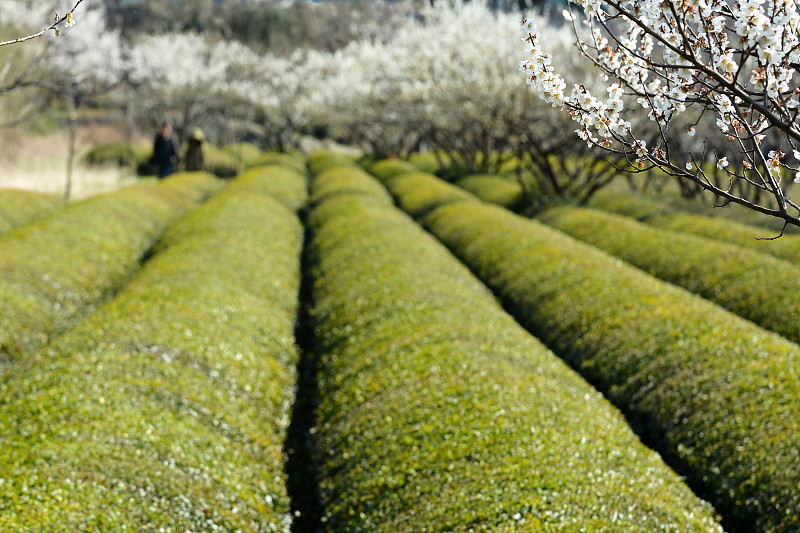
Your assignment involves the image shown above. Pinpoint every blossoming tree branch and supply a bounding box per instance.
[521,0,800,233]
[0,0,84,46]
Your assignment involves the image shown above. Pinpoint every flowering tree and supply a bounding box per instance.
[299,1,619,207]
[0,0,84,47]
[43,3,134,199]
[520,0,800,232]
[0,0,128,198]
[133,33,264,144]
[0,0,87,115]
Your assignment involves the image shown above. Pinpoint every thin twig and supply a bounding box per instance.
[0,0,86,47]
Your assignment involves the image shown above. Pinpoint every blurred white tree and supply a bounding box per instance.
[44,3,134,198]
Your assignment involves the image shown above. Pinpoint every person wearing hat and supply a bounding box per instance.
[184,128,205,172]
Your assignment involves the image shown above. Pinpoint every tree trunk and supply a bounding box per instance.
[65,91,77,201]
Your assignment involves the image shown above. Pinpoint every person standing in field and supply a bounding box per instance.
[184,128,204,172]
[152,122,180,179]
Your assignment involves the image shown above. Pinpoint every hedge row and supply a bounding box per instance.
[456,174,525,211]
[590,192,800,264]
[309,165,395,208]
[306,149,360,177]
[537,205,800,345]
[0,172,223,361]
[84,141,152,169]
[233,164,308,213]
[379,172,800,532]
[249,151,309,176]
[381,170,478,218]
[198,144,241,178]
[0,189,63,236]
[407,150,443,174]
[221,142,264,168]
[365,158,419,182]
[306,166,722,532]
[0,170,305,531]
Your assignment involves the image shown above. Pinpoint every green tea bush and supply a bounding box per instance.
[84,141,152,169]
[0,189,62,236]
[233,164,308,213]
[588,190,675,220]
[305,168,723,532]
[222,142,263,168]
[538,206,800,345]
[248,151,308,175]
[0,176,303,531]
[407,150,442,173]
[590,192,800,264]
[456,174,525,211]
[0,172,223,360]
[384,174,800,532]
[366,158,418,181]
[377,171,477,218]
[202,144,240,178]
[309,165,394,207]
[306,150,359,176]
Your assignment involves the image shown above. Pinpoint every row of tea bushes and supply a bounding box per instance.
[378,172,800,532]
[233,165,308,213]
[306,149,360,177]
[537,206,800,345]
[0,189,63,236]
[0,170,305,531]
[305,166,723,532]
[0,172,223,361]
[221,142,264,169]
[590,192,800,264]
[366,158,419,182]
[310,165,395,208]
[381,171,477,218]
[456,174,525,211]
[249,151,309,176]
[366,159,527,212]
[83,141,153,169]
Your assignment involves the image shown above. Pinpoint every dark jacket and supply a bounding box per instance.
[153,133,179,166]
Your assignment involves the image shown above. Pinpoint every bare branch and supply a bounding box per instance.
[0,0,86,47]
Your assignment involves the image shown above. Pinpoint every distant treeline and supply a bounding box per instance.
[101,0,562,54]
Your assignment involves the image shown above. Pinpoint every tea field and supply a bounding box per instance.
[0,151,797,532]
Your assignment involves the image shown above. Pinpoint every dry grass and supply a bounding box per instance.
[0,125,140,200]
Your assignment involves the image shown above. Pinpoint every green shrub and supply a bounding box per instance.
[497,154,525,175]
[233,164,308,213]
[248,151,308,175]
[384,174,800,532]
[305,168,722,532]
[306,150,359,176]
[588,190,675,220]
[0,189,63,235]
[0,177,302,531]
[83,141,152,169]
[590,192,800,264]
[377,171,477,218]
[407,150,442,173]
[202,143,240,178]
[309,165,394,207]
[0,172,223,360]
[456,174,525,211]
[538,205,800,345]
[154,171,227,205]
[222,142,263,168]
[365,158,418,181]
